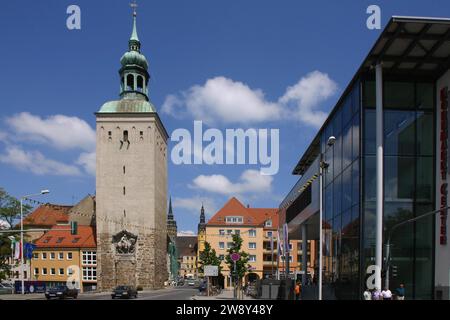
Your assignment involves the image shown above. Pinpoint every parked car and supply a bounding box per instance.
[45,285,78,299]
[187,279,196,286]
[0,283,14,295]
[111,285,138,299]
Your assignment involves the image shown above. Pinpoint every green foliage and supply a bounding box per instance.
[225,234,250,280]
[198,242,222,274]
[0,187,33,227]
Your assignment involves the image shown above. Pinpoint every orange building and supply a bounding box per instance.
[31,225,97,292]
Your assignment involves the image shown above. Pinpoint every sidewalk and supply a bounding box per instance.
[191,289,255,300]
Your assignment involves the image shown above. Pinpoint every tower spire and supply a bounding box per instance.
[168,196,174,220]
[130,1,139,43]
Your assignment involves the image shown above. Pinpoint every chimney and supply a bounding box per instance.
[247,204,250,208]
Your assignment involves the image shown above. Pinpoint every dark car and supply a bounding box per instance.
[111,286,138,299]
[45,285,78,299]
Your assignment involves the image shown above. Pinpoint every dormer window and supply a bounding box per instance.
[265,219,272,227]
[225,216,243,224]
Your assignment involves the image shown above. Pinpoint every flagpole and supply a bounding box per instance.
[20,197,25,295]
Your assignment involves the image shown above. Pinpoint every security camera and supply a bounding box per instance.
[327,136,336,146]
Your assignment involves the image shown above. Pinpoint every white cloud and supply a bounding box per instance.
[77,151,96,175]
[177,230,196,237]
[279,71,338,127]
[162,76,283,125]
[162,71,338,128]
[191,169,273,196]
[0,146,81,176]
[172,196,218,217]
[6,112,95,151]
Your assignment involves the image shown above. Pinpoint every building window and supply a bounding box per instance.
[219,229,225,236]
[67,267,74,275]
[59,268,64,276]
[234,230,240,235]
[227,229,233,235]
[108,131,112,138]
[50,268,56,275]
[219,255,224,261]
[123,186,126,195]
[265,219,272,227]
[42,268,47,275]
[123,166,126,174]
[123,130,129,142]
[82,267,97,281]
[249,229,256,237]
[58,252,64,260]
[227,242,233,249]
[56,237,64,244]
[267,231,273,238]
[42,253,47,260]
[249,255,257,262]
[82,251,97,265]
[67,252,73,260]
[33,253,39,260]
[34,268,39,276]
[225,216,243,224]
[219,242,225,249]
[249,242,256,250]
[50,252,55,260]
[289,243,293,251]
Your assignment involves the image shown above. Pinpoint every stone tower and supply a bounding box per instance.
[167,197,177,240]
[95,9,168,291]
[197,204,206,269]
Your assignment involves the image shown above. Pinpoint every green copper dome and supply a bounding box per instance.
[98,99,156,113]
[120,51,148,70]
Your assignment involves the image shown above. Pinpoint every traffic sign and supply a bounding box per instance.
[231,253,240,261]
[204,265,219,277]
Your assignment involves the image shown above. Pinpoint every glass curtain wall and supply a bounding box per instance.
[362,79,435,299]
[321,81,361,299]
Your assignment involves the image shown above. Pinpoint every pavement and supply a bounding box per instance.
[191,289,255,300]
[0,286,198,300]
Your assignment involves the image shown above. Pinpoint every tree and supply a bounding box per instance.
[198,242,222,274]
[0,188,32,228]
[225,234,250,286]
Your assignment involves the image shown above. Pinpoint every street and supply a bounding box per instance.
[0,286,198,301]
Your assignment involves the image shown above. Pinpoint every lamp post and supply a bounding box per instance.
[20,190,49,295]
[318,136,335,300]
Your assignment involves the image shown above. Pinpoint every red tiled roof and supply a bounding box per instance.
[207,197,277,227]
[23,205,71,227]
[35,225,96,248]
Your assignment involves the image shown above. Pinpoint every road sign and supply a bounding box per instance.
[231,253,240,261]
[204,265,219,277]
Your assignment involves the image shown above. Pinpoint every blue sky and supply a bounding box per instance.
[1,0,449,234]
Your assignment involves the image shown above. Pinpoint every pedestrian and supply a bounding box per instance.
[381,287,393,300]
[372,287,382,300]
[294,281,301,300]
[363,288,372,300]
[396,284,405,300]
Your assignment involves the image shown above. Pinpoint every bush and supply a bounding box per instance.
[136,285,143,291]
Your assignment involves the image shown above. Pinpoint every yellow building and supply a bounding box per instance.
[30,225,97,293]
[176,236,198,278]
[205,198,277,288]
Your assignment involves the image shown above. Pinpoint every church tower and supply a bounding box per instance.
[95,7,168,290]
[197,204,207,273]
[167,197,177,240]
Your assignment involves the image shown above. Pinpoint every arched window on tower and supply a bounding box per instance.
[121,76,125,91]
[123,130,129,142]
[126,74,134,91]
[137,76,144,93]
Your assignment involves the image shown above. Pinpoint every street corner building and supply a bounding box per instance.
[95,10,169,291]
[279,16,450,300]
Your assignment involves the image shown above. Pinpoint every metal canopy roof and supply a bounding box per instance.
[292,16,450,176]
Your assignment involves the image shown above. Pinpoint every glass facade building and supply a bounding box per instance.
[279,17,450,300]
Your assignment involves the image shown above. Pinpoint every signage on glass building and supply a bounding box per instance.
[439,86,449,245]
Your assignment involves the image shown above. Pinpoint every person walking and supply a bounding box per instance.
[363,288,372,300]
[381,287,393,300]
[372,287,382,300]
[396,284,405,300]
[294,281,301,300]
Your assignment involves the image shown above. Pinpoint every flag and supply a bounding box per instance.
[24,243,36,260]
[14,241,21,260]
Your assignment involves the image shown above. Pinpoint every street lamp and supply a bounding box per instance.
[318,136,335,300]
[20,189,49,295]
